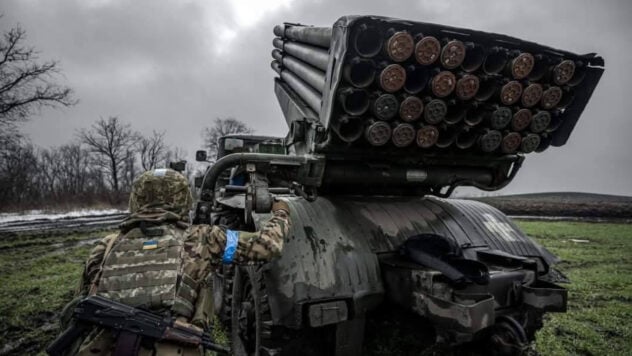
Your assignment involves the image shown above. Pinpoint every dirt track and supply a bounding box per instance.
[0,212,126,235]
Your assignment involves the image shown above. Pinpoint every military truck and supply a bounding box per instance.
[193,16,604,356]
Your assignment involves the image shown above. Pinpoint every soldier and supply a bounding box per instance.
[60,168,291,355]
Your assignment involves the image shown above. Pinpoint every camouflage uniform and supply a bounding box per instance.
[65,168,290,356]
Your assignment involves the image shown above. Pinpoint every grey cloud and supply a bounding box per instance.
[2,0,631,195]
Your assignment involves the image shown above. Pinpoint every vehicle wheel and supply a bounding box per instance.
[487,315,529,356]
[231,265,273,356]
[216,264,235,324]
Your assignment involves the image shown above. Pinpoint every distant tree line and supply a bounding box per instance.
[0,116,190,211]
[0,116,253,212]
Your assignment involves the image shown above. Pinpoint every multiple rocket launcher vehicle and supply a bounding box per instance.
[196,15,603,356]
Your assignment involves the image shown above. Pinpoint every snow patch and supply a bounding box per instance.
[0,209,128,224]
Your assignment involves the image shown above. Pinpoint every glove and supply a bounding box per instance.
[272,199,290,213]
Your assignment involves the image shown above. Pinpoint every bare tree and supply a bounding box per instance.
[37,147,62,198]
[77,117,139,194]
[0,139,38,206]
[121,148,137,191]
[56,144,91,196]
[137,130,167,170]
[0,121,23,153]
[0,22,76,129]
[202,118,253,160]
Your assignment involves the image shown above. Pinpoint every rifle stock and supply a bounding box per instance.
[46,296,230,355]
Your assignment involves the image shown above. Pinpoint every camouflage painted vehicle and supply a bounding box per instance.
[193,16,603,356]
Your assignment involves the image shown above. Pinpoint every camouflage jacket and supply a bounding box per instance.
[75,206,290,319]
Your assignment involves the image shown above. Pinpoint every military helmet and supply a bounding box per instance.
[129,168,193,216]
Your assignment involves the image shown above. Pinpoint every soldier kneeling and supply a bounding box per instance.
[57,168,290,355]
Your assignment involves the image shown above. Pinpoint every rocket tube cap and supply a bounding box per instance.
[553,60,576,85]
[541,86,563,109]
[521,83,543,107]
[415,36,441,65]
[530,111,551,133]
[392,123,416,147]
[365,121,392,146]
[431,71,456,97]
[500,81,523,105]
[479,130,503,152]
[440,40,466,69]
[399,96,424,122]
[379,64,406,92]
[512,108,533,131]
[501,132,522,153]
[510,53,535,79]
[521,134,541,153]
[456,74,480,100]
[490,106,512,129]
[386,31,414,62]
[417,125,439,148]
[424,99,447,124]
[373,94,399,120]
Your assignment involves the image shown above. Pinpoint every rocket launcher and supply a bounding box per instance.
[269,16,603,196]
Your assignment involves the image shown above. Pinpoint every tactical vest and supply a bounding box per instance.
[96,224,199,318]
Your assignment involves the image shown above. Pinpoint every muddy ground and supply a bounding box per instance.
[1,221,631,355]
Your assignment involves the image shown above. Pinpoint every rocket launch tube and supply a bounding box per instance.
[455,127,477,149]
[344,57,376,88]
[272,49,326,92]
[274,24,332,49]
[331,115,365,143]
[273,38,329,71]
[338,87,370,116]
[272,60,322,113]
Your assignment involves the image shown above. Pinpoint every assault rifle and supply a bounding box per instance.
[47,295,230,355]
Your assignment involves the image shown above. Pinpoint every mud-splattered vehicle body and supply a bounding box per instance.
[193,15,603,356]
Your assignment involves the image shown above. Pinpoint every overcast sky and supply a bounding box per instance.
[2,0,631,196]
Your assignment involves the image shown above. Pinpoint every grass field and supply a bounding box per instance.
[0,221,631,355]
[517,221,632,356]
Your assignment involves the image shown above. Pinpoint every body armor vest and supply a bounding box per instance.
[96,224,199,318]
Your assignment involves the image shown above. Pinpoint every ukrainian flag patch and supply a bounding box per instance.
[142,240,158,250]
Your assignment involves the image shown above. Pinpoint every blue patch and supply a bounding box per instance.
[142,240,158,250]
[222,230,239,264]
